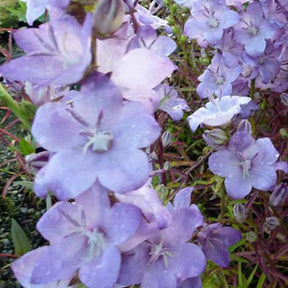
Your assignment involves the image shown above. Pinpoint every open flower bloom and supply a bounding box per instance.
[234,1,277,57]
[0,13,92,88]
[118,208,206,288]
[32,73,161,199]
[184,0,240,45]
[12,183,142,288]
[155,84,190,121]
[188,95,251,132]
[208,128,283,199]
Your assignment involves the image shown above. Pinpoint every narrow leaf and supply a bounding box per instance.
[11,218,32,256]
[244,265,258,288]
[256,273,266,288]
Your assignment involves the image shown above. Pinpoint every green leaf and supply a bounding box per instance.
[256,273,266,288]
[19,138,35,156]
[19,101,37,121]
[244,265,258,288]
[238,262,244,288]
[11,218,32,256]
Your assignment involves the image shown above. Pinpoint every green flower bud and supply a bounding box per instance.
[269,183,288,207]
[280,93,288,107]
[246,231,257,243]
[264,217,280,231]
[233,203,247,223]
[237,119,252,134]
[179,35,188,43]
[203,128,228,149]
[161,131,172,147]
[93,0,125,36]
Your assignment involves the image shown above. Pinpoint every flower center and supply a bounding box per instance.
[238,159,252,178]
[208,18,219,28]
[216,75,225,85]
[247,25,258,37]
[147,241,174,268]
[83,131,113,154]
[235,152,257,179]
[85,229,106,260]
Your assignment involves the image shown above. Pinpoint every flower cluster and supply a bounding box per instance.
[2,0,288,287]
[180,0,288,198]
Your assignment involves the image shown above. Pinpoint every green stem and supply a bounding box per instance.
[0,84,31,131]
[250,78,255,100]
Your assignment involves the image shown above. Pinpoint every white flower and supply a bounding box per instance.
[188,95,251,132]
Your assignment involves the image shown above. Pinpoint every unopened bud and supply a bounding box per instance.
[237,119,252,135]
[233,203,247,223]
[155,184,169,199]
[280,128,288,139]
[161,131,172,147]
[246,231,257,243]
[264,217,280,231]
[269,183,288,207]
[280,93,288,107]
[203,128,228,149]
[93,0,125,36]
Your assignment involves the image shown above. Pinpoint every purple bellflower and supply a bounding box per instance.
[128,25,177,57]
[134,4,170,30]
[20,0,70,25]
[167,187,204,228]
[118,208,206,288]
[0,13,92,88]
[12,246,75,288]
[13,183,142,287]
[155,84,190,121]
[110,48,177,113]
[242,40,282,84]
[24,82,69,106]
[234,1,277,56]
[31,73,161,199]
[198,223,241,267]
[208,124,283,199]
[188,95,251,132]
[215,30,244,68]
[272,47,288,93]
[184,0,240,45]
[197,53,242,99]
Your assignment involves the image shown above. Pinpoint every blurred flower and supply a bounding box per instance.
[93,0,125,36]
[0,13,92,87]
[20,0,70,25]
